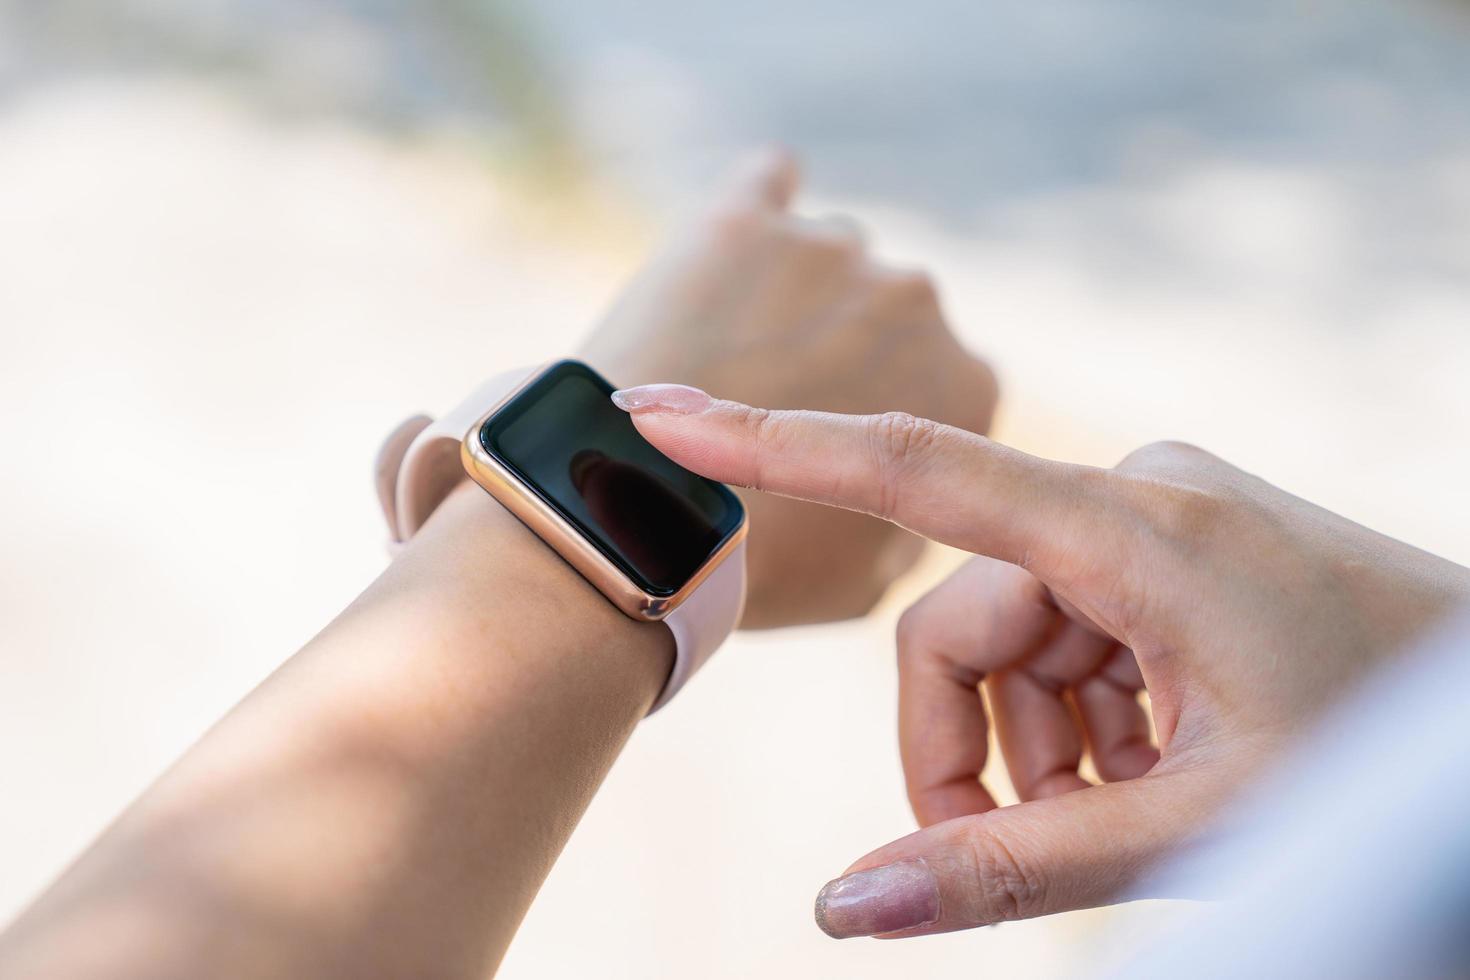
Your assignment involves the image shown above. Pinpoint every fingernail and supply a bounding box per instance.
[813,859,941,939]
[610,384,713,415]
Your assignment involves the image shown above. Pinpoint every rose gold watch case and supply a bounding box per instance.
[460,364,748,622]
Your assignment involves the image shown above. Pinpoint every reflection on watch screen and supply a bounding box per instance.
[481,361,744,596]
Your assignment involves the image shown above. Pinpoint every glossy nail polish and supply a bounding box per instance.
[813,858,941,939]
[610,383,713,415]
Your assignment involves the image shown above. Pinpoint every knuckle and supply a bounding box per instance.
[895,603,931,662]
[740,406,788,491]
[1116,439,1213,474]
[870,411,938,464]
[882,268,941,309]
[866,411,940,517]
[968,830,1047,922]
[737,402,773,436]
[785,214,865,259]
[1146,482,1232,544]
[1113,441,1238,545]
[804,230,864,266]
[701,204,764,248]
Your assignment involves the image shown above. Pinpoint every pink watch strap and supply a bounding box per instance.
[374,367,746,713]
[652,539,746,712]
[379,369,531,547]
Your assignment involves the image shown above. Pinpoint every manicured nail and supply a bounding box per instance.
[610,384,712,415]
[813,859,941,939]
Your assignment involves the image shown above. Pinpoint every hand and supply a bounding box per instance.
[609,389,1470,937]
[581,148,996,627]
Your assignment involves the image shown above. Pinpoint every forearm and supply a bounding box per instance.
[0,483,672,979]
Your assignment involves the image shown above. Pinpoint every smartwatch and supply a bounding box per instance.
[375,359,748,713]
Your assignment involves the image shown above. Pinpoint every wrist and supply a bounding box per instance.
[416,476,675,691]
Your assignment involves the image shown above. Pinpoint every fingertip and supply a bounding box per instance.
[610,383,712,415]
[812,858,941,940]
[625,406,740,483]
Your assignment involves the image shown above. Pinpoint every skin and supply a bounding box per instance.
[583,149,996,626]
[9,144,1458,971]
[0,488,668,980]
[0,150,992,977]
[617,389,1470,936]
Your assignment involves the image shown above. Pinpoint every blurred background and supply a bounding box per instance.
[2,1,1468,977]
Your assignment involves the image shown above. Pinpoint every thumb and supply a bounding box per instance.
[812,773,1207,939]
[717,145,800,212]
[611,385,1120,585]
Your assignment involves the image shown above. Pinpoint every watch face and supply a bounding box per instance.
[480,360,745,597]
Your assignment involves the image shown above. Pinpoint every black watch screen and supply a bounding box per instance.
[479,360,745,597]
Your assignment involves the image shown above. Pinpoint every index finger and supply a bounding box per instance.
[611,386,1115,582]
